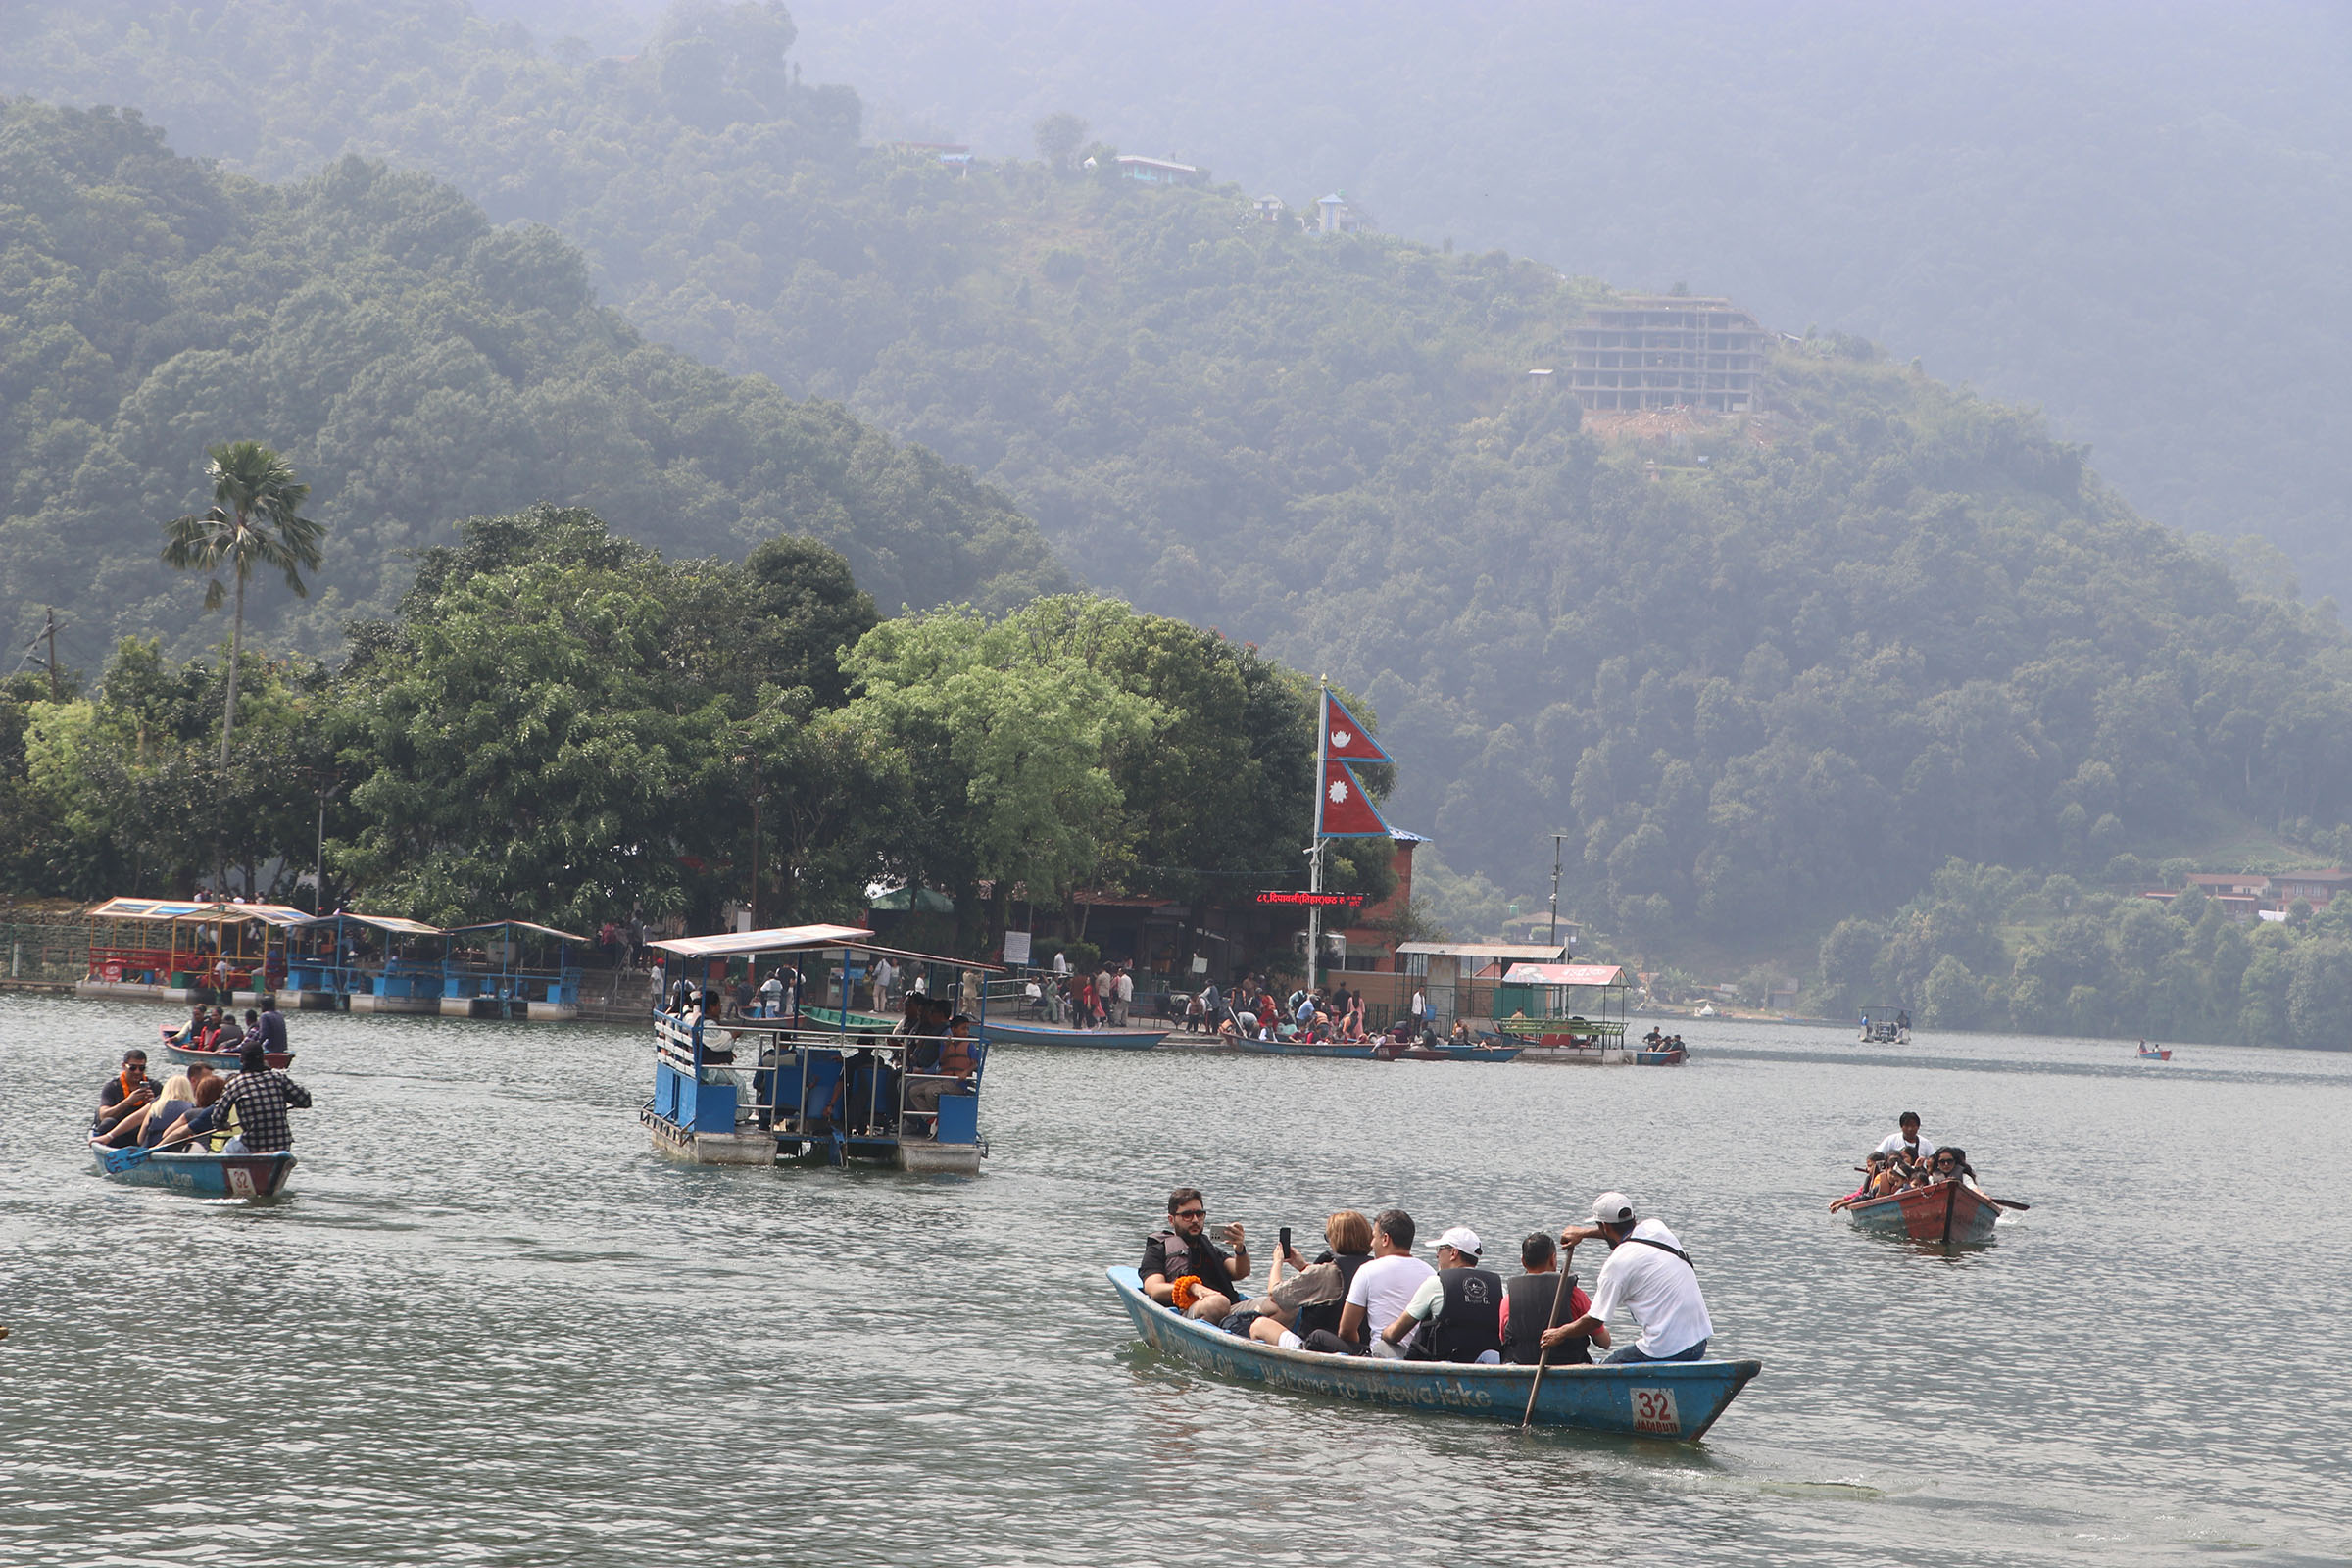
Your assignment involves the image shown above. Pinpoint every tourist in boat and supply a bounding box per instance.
[902,1004,979,1133]
[1243,1210,1375,1348]
[1140,1187,1250,1322]
[1925,1147,1980,1189]
[214,1043,312,1154]
[121,1073,201,1148]
[1875,1111,1932,1166]
[93,1050,156,1140]
[168,1004,208,1048]
[149,1074,231,1152]
[1542,1192,1714,1365]
[1310,1209,1434,1358]
[255,1000,288,1055]
[1500,1231,1604,1364]
[1386,1226,1505,1363]
[1830,1152,1895,1211]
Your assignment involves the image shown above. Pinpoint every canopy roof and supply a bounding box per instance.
[444,919,589,944]
[1396,941,1570,960]
[1502,962,1627,987]
[650,924,1001,972]
[89,897,314,927]
[303,912,445,937]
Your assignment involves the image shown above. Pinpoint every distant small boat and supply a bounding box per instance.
[1229,1037,1386,1059]
[89,1140,295,1200]
[1396,1043,1524,1062]
[157,1029,292,1070]
[1634,1045,1688,1066]
[980,1019,1166,1051]
[1107,1267,1760,1440]
[1844,1181,2000,1246]
[2137,1045,2173,1060]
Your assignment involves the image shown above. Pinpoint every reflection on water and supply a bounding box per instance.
[3,997,2348,1566]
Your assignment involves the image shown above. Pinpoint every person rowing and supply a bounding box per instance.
[1542,1191,1714,1364]
[1875,1110,1932,1167]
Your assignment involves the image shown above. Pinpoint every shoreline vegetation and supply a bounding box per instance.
[5,10,2352,1049]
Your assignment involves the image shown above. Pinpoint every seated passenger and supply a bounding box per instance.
[828,1046,899,1135]
[152,1074,232,1152]
[1830,1152,1891,1211]
[214,1042,312,1154]
[168,1004,208,1047]
[1927,1146,1979,1188]
[1500,1231,1605,1364]
[1140,1187,1250,1322]
[1246,1210,1376,1348]
[93,1050,156,1142]
[129,1073,201,1148]
[902,1011,979,1136]
[1308,1208,1434,1357]
[1388,1226,1505,1363]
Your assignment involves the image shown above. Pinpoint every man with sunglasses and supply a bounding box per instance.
[1141,1187,1250,1322]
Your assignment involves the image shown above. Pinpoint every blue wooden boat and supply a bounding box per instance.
[1228,1037,1388,1059]
[89,1140,296,1200]
[980,1019,1167,1051]
[1397,1043,1524,1062]
[1634,1046,1687,1066]
[1108,1267,1758,1440]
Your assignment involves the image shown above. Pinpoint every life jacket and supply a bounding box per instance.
[1502,1272,1589,1365]
[937,1031,977,1075]
[1151,1228,1238,1300]
[1292,1251,1371,1341]
[1410,1268,1504,1363]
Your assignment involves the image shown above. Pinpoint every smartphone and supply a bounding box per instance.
[1278,1225,1292,1255]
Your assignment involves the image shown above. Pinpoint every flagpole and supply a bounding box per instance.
[1308,677,1327,999]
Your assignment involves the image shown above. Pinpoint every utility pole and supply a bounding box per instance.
[43,609,59,703]
[313,782,344,913]
[1548,831,1568,948]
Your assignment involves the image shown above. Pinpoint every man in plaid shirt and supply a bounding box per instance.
[219,1042,313,1153]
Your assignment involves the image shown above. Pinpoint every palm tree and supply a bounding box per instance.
[161,441,325,763]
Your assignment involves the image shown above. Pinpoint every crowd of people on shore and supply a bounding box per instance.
[1828,1111,1980,1210]
[1174,972,1445,1047]
[1028,956,1137,1028]
[1139,1185,1714,1367]
[90,1042,311,1156]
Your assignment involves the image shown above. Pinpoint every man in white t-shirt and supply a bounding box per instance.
[1875,1111,1931,1166]
[1542,1191,1714,1364]
[1326,1209,1437,1359]
[1111,965,1134,1026]
[758,968,784,1017]
[871,956,897,1008]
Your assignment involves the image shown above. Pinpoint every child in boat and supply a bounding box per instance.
[1830,1152,1889,1211]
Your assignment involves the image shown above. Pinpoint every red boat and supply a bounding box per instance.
[2137,1045,2173,1060]
[1844,1181,2001,1246]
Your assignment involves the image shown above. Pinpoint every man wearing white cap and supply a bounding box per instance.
[1541,1191,1714,1364]
[1384,1225,1505,1364]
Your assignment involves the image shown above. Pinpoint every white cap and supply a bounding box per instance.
[1589,1192,1638,1226]
[1436,1225,1482,1257]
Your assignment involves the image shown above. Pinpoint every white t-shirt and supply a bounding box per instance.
[1053,952,1069,975]
[1587,1219,1713,1358]
[760,975,783,1005]
[1347,1253,1438,1339]
[1116,972,1133,1002]
[1876,1131,1932,1160]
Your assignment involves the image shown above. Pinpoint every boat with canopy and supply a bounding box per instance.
[78,898,312,1005]
[643,924,1001,1175]
[1495,962,1634,1063]
[1107,1267,1760,1440]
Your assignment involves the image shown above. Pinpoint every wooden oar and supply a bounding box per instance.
[1519,1263,1579,1431]
[99,1124,233,1172]
[1988,1197,2031,1210]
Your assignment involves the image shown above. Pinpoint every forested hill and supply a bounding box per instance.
[9,2,2352,955]
[0,99,1061,656]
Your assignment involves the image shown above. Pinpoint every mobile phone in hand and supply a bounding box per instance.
[1278,1225,1292,1255]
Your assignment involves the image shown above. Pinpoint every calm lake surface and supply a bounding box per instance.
[4,995,2348,1566]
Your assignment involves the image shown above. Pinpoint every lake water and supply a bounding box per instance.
[4,996,2349,1566]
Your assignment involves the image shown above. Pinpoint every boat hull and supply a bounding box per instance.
[1634,1048,1687,1066]
[1397,1045,1525,1062]
[979,1020,1166,1051]
[158,1036,293,1071]
[1845,1182,2000,1246]
[1109,1268,1756,1441]
[1229,1039,1383,1059]
[89,1142,295,1199]
[2137,1049,2172,1060]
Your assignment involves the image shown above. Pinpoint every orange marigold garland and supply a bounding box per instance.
[1170,1275,1204,1310]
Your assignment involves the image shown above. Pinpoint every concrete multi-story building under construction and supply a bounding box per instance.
[1564,296,1766,413]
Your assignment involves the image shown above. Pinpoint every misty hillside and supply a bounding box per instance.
[0,99,1061,655]
[7,2,2352,950]
[781,0,2352,601]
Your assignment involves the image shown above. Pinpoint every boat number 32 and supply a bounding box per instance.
[1631,1386,1681,1435]
[226,1167,257,1199]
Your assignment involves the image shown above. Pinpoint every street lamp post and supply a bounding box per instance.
[1548,831,1568,948]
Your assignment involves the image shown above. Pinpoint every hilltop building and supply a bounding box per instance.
[1565,296,1766,413]
[1253,194,1288,222]
[1115,155,1207,187]
[2142,868,2352,920]
[1315,193,1371,233]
